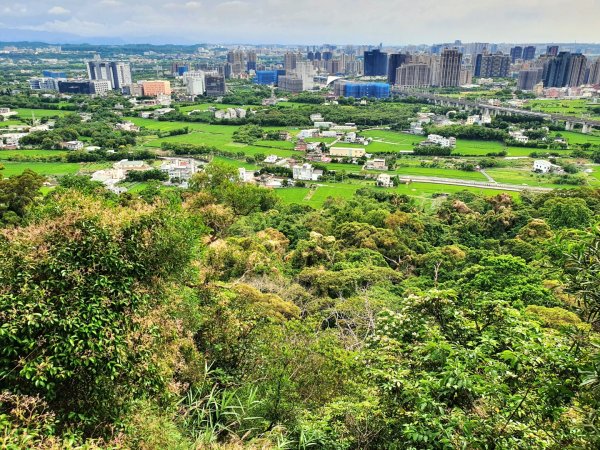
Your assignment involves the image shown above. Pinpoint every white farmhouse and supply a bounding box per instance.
[297,129,318,139]
[293,163,322,181]
[532,160,561,173]
[426,134,456,148]
[160,158,200,182]
[376,174,394,187]
[344,132,357,143]
[62,140,84,151]
[238,167,256,183]
[509,131,529,143]
[91,168,127,193]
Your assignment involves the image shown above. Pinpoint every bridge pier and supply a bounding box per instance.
[395,92,600,131]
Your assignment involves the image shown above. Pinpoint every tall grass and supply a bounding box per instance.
[178,369,264,446]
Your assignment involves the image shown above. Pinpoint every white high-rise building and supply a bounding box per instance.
[290,61,316,90]
[184,71,206,96]
[111,62,132,89]
[90,80,112,96]
[87,60,132,90]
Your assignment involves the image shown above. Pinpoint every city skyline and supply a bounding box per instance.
[2,0,600,45]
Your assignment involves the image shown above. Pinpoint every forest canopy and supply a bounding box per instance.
[1,168,600,449]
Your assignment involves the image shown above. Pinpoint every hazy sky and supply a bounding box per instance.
[2,0,600,44]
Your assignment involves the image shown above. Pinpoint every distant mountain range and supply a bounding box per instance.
[0,28,208,46]
[0,28,131,45]
[0,29,599,49]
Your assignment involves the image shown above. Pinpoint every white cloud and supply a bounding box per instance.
[2,5,28,16]
[48,6,70,15]
[6,0,600,44]
[185,1,202,9]
[23,18,105,36]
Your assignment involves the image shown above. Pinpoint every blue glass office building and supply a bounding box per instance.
[363,49,388,76]
[255,70,279,85]
[343,82,390,99]
[42,70,66,78]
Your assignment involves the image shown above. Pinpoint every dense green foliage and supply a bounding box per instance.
[3,76,600,448]
[19,113,136,150]
[0,165,599,449]
[125,168,169,182]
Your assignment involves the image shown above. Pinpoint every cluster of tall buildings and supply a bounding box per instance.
[515,46,600,90]
[283,50,363,77]
[58,60,132,96]
[278,60,317,92]
[541,51,588,88]
[364,48,472,88]
[182,70,226,97]
[29,58,134,96]
[86,60,132,90]
[224,49,257,77]
[509,46,537,62]
[29,56,227,98]
[25,42,600,100]
[371,44,600,91]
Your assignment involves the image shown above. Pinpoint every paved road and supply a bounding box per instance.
[396,175,552,192]
[479,169,496,183]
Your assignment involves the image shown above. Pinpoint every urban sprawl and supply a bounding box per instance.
[2,41,600,200]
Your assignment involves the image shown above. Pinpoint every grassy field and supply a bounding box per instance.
[484,167,579,188]
[254,139,296,150]
[393,166,488,181]
[586,165,600,184]
[558,131,600,146]
[144,127,299,158]
[126,117,217,132]
[0,119,23,128]
[275,187,312,203]
[526,99,600,118]
[453,139,504,156]
[362,130,426,146]
[0,149,68,159]
[15,108,70,119]
[357,130,426,153]
[0,162,109,177]
[178,103,249,113]
[322,162,487,181]
[211,156,259,170]
[276,181,519,209]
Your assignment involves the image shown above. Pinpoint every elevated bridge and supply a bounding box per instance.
[394,88,600,133]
